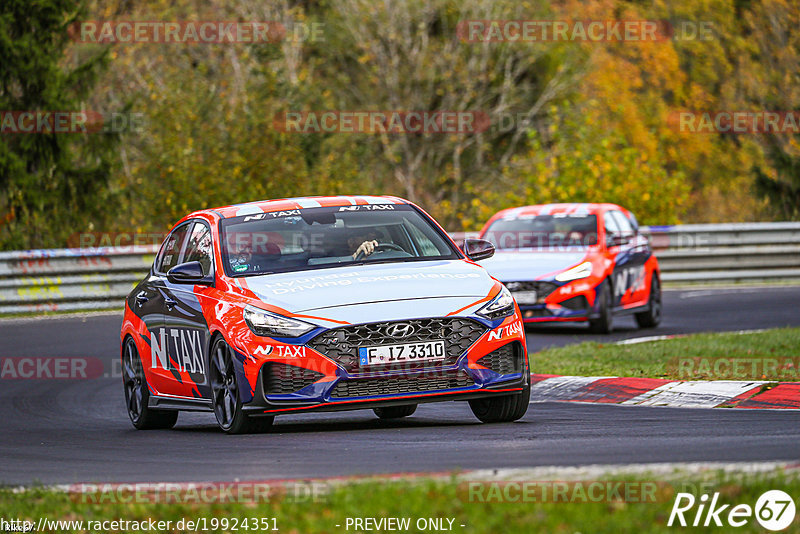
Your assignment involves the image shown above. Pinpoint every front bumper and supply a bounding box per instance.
[507,280,599,323]
[518,302,595,323]
[243,340,528,416]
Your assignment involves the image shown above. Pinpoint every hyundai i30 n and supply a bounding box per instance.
[121,196,529,433]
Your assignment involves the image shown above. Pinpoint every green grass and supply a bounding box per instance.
[532,327,800,380]
[2,470,798,533]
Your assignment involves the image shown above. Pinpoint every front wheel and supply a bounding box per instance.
[210,337,274,434]
[374,404,417,419]
[588,282,614,334]
[635,274,662,328]
[122,337,178,430]
[468,385,530,423]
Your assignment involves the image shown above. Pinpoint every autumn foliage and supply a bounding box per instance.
[0,0,797,249]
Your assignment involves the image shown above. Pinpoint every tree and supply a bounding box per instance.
[744,0,800,220]
[0,0,117,249]
[310,0,580,228]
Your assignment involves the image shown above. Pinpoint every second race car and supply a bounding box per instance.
[478,203,662,333]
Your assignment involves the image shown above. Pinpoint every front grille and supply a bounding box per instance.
[263,362,324,395]
[330,371,474,399]
[477,343,522,375]
[308,318,487,373]
[504,281,558,303]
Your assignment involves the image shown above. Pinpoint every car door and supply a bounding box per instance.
[160,221,215,399]
[145,221,194,396]
[603,211,630,308]
[611,210,651,306]
[607,210,647,307]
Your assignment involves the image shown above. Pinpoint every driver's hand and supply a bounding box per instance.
[353,240,379,259]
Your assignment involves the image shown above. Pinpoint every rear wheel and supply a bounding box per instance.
[468,385,530,423]
[210,337,274,434]
[589,282,614,334]
[374,404,417,419]
[122,337,178,430]
[635,275,662,328]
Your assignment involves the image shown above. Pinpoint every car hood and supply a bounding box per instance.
[242,260,495,323]
[478,250,588,281]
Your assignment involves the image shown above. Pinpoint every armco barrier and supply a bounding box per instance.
[0,223,798,314]
[644,222,800,283]
[0,246,157,314]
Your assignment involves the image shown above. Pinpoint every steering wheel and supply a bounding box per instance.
[354,242,405,261]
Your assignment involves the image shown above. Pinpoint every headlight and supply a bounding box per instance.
[477,285,515,319]
[555,261,593,282]
[243,305,315,337]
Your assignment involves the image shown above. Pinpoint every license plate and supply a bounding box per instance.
[359,341,446,366]
[512,290,538,304]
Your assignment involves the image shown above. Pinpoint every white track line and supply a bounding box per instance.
[621,380,765,408]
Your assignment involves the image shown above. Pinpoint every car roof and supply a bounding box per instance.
[184,195,410,221]
[491,202,623,219]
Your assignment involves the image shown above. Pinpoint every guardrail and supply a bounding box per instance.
[0,246,157,314]
[1,222,798,314]
[643,222,800,283]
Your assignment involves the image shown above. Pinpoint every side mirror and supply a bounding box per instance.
[463,238,495,261]
[607,234,631,247]
[167,261,212,285]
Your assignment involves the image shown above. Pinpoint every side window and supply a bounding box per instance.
[156,224,191,274]
[603,212,620,237]
[611,211,635,237]
[626,211,640,233]
[183,223,214,276]
[405,222,440,256]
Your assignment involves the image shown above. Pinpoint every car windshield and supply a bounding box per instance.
[483,214,599,250]
[219,204,459,276]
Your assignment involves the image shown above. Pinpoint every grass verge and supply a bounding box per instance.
[1,469,798,533]
[532,327,800,380]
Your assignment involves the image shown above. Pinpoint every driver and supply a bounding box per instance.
[348,230,380,260]
[228,236,255,273]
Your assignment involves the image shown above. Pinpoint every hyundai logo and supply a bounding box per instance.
[386,323,415,338]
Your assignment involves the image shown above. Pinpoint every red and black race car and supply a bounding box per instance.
[478,203,661,333]
[121,196,529,433]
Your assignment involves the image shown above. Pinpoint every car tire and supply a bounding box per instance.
[635,274,662,328]
[122,337,178,430]
[468,385,530,423]
[589,281,614,334]
[374,404,417,419]
[210,337,274,434]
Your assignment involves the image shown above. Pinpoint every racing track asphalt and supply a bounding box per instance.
[1,286,799,485]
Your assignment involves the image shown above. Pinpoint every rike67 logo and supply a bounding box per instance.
[668,490,796,531]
